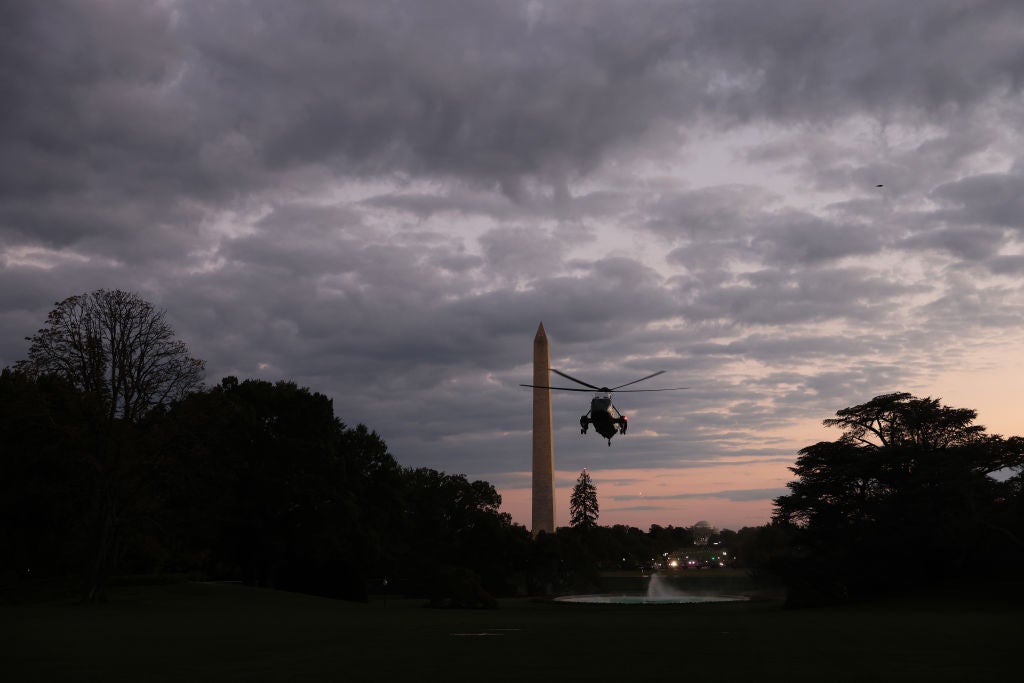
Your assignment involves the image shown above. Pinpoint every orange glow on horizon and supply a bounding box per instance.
[497,458,795,532]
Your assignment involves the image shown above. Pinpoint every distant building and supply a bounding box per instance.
[692,520,716,546]
[665,522,729,569]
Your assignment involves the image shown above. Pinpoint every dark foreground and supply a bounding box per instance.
[2,581,1019,682]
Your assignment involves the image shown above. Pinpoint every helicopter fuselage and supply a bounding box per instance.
[582,394,627,444]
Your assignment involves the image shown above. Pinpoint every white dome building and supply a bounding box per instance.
[692,520,717,546]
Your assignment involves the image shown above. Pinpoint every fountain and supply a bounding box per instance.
[554,573,748,605]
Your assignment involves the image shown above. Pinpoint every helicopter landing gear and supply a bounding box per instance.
[580,415,589,435]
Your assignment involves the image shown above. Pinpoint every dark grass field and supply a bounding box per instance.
[3,580,1019,682]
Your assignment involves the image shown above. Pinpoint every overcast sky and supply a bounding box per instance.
[3,0,1023,530]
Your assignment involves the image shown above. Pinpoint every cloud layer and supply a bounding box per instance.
[3,0,1023,529]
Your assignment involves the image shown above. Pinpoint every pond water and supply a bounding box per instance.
[554,573,749,605]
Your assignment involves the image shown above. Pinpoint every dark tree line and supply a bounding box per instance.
[1,291,532,604]
[0,368,534,604]
[154,377,534,604]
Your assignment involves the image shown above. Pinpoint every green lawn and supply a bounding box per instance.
[3,581,1019,682]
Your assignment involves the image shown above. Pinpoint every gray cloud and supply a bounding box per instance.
[899,226,1008,261]
[686,0,1024,122]
[751,212,884,265]
[679,266,922,326]
[932,170,1024,230]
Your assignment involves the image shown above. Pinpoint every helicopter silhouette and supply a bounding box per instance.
[521,369,687,446]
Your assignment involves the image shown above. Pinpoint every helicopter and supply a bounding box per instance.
[521,369,687,446]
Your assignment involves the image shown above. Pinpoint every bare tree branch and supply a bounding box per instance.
[17,289,205,424]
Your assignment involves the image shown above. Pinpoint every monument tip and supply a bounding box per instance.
[535,322,547,339]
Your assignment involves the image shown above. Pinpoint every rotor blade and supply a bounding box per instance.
[611,387,689,392]
[610,370,666,391]
[550,368,602,391]
[519,384,597,393]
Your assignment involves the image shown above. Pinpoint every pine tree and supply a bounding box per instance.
[570,468,599,529]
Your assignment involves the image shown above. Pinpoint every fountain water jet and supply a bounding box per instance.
[646,573,684,599]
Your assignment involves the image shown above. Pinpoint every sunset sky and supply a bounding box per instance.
[3,1,1023,531]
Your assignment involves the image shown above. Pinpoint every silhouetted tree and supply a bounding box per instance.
[773,392,1024,604]
[397,467,527,602]
[12,291,204,602]
[156,378,394,601]
[18,290,204,424]
[570,468,599,529]
[0,369,94,592]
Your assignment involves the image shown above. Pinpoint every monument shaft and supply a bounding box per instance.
[532,323,555,534]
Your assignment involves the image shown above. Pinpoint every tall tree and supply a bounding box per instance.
[14,290,204,602]
[570,468,599,529]
[773,392,1024,602]
[18,289,204,424]
[155,378,376,598]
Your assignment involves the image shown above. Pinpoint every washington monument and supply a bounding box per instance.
[531,323,555,534]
